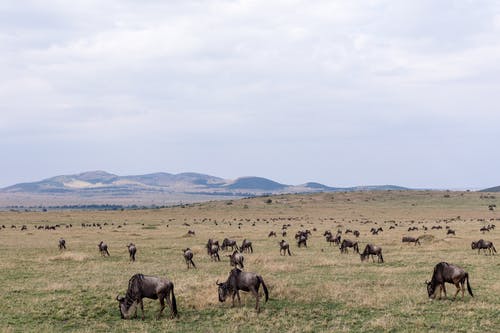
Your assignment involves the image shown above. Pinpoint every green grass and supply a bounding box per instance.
[0,191,499,332]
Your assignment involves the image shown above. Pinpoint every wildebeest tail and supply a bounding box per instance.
[190,259,196,268]
[170,282,178,316]
[258,276,269,302]
[465,273,473,297]
[379,253,384,263]
[492,245,497,253]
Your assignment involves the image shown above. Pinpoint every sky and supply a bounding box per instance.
[1,0,500,189]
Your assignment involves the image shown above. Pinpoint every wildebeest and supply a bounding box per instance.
[402,236,420,245]
[216,268,269,312]
[340,239,359,254]
[353,230,360,238]
[208,244,221,261]
[360,244,384,263]
[116,273,178,319]
[58,238,66,250]
[228,250,244,268]
[325,233,341,246]
[471,239,497,255]
[408,226,419,232]
[221,238,237,251]
[206,239,219,255]
[187,230,195,236]
[127,243,137,262]
[98,241,110,256]
[240,239,253,253]
[279,239,291,256]
[183,248,196,269]
[447,229,456,235]
[425,262,473,300]
[268,231,277,237]
[295,230,309,248]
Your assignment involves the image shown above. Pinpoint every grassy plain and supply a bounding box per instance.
[0,190,499,332]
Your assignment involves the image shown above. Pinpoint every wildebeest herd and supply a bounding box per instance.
[45,215,496,320]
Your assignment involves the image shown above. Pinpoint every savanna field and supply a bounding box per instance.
[0,191,499,333]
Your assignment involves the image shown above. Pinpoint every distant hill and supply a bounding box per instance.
[0,170,411,207]
[479,186,500,192]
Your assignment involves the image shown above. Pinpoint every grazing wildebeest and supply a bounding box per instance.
[183,248,196,269]
[326,234,341,246]
[208,244,221,261]
[187,230,195,236]
[402,236,420,245]
[281,229,287,237]
[471,239,497,255]
[98,241,110,256]
[221,238,237,251]
[279,240,291,256]
[340,239,359,254]
[206,239,219,255]
[447,229,456,236]
[127,243,137,262]
[360,244,384,263]
[353,230,360,238]
[425,262,473,300]
[240,239,253,253]
[228,250,244,268]
[216,268,269,312]
[116,273,178,319]
[268,231,277,237]
[58,238,66,250]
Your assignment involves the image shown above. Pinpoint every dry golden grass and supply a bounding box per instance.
[0,190,499,332]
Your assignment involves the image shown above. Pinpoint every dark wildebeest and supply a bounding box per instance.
[98,241,110,256]
[268,231,277,237]
[127,243,137,262]
[281,229,287,237]
[240,239,253,253]
[360,244,384,263]
[353,230,360,238]
[326,234,341,246]
[216,268,269,312]
[425,262,473,300]
[402,236,420,245]
[447,229,456,235]
[116,273,178,320]
[187,230,195,236]
[206,239,219,255]
[58,238,66,250]
[221,238,237,251]
[228,250,244,269]
[183,248,196,269]
[208,244,221,261]
[279,239,291,256]
[471,239,497,255]
[480,226,490,233]
[340,239,359,254]
[295,230,309,248]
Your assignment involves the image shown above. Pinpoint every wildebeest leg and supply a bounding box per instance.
[371,255,375,263]
[442,284,447,299]
[164,293,174,318]
[453,283,461,299]
[251,288,260,312]
[231,292,237,307]
[236,291,241,306]
[287,248,291,256]
[158,295,166,319]
[140,299,145,320]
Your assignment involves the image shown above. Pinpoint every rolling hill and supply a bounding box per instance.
[0,171,410,207]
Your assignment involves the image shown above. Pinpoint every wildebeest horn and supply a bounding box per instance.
[425,280,429,285]
[116,295,122,301]
[216,279,220,285]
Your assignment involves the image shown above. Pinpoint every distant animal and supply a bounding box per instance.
[279,240,291,256]
[209,244,221,261]
[116,273,177,319]
[268,231,277,237]
[58,238,66,250]
[127,243,137,262]
[360,244,384,263]
[326,234,341,246]
[206,239,220,255]
[187,230,195,236]
[240,239,253,253]
[228,250,244,269]
[431,225,442,230]
[339,239,359,254]
[402,236,420,245]
[21,225,27,231]
[295,230,309,248]
[447,229,456,236]
[425,262,473,300]
[281,230,287,237]
[221,238,237,251]
[183,248,196,269]
[353,230,360,238]
[408,226,419,232]
[98,241,110,256]
[216,268,269,312]
[471,239,497,255]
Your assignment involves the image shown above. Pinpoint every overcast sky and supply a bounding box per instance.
[1,1,499,189]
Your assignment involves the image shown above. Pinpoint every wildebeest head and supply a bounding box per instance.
[425,280,436,299]
[116,295,128,319]
[471,241,477,249]
[216,280,229,302]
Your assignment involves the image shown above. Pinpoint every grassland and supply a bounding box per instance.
[0,190,499,332]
